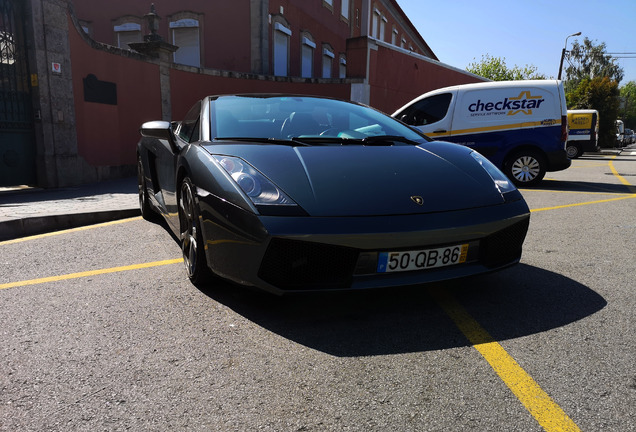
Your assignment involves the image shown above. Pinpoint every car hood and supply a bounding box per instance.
[202,143,506,217]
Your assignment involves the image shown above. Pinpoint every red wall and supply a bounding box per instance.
[169,71,352,119]
[69,17,162,166]
[69,14,352,168]
[72,0,252,72]
[369,44,485,114]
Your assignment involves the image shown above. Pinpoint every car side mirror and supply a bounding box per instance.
[140,121,178,152]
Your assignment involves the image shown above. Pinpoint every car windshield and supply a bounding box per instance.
[210,95,428,144]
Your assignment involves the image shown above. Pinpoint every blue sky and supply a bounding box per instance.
[397,0,636,86]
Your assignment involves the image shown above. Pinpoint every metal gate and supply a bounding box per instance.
[0,0,35,186]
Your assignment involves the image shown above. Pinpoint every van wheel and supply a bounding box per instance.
[566,143,582,159]
[505,151,546,187]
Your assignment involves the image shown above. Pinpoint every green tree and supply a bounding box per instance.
[564,38,624,93]
[567,77,620,148]
[564,38,624,147]
[466,54,547,81]
[619,81,636,129]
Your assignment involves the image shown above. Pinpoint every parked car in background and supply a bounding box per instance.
[566,109,599,158]
[624,128,635,145]
[393,80,571,186]
[137,94,530,295]
[616,120,625,147]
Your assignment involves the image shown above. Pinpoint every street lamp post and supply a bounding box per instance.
[558,32,582,80]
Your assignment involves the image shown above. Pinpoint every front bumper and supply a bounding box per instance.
[199,198,530,295]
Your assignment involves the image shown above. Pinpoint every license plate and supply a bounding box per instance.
[377,244,468,273]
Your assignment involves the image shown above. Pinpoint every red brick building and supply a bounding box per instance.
[3,0,484,188]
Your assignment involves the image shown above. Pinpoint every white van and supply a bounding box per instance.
[566,109,599,158]
[393,80,571,186]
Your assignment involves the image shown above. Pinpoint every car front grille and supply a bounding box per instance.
[258,238,360,290]
[479,218,530,268]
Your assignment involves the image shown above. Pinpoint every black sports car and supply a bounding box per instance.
[137,95,530,295]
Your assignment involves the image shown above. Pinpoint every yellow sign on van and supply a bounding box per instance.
[568,112,592,130]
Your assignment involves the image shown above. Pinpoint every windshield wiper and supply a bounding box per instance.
[362,135,420,145]
[213,137,312,146]
[289,135,421,146]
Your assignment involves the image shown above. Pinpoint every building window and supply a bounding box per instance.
[113,22,141,50]
[379,15,387,41]
[341,0,350,20]
[322,45,334,78]
[170,18,201,67]
[301,34,315,78]
[401,38,407,49]
[372,9,380,39]
[392,27,398,45]
[339,55,347,79]
[273,21,291,76]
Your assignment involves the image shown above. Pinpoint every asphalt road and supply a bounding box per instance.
[1,153,635,431]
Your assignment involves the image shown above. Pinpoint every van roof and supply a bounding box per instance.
[428,80,562,93]
[567,109,599,115]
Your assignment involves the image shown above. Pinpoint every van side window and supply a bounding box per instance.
[398,93,452,126]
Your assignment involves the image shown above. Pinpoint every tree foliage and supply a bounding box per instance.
[567,77,620,147]
[466,54,547,81]
[564,38,624,92]
[619,81,636,129]
[564,38,624,147]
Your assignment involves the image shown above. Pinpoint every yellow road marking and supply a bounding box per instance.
[0,217,142,246]
[531,194,636,213]
[0,258,182,290]
[608,159,636,193]
[430,288,581,432]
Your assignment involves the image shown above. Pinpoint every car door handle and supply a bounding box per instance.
[433,129,447,133]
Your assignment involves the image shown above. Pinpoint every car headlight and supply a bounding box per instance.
[213,155,296,206]
[470,151,516,194]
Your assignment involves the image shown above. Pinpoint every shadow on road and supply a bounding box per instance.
[528,179,634,194]
[197,263,606,357]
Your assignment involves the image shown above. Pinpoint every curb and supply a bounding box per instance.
[0,209,140,242]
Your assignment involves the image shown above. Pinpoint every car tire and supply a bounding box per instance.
[137,157,156,221]
[179,177,212,286]
[505,150,546,187]
[566,143,582,159]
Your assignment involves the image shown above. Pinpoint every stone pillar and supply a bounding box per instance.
[128,5,178,121]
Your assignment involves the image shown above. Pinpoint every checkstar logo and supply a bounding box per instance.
[468,90,545,116]
[411,196,424,205]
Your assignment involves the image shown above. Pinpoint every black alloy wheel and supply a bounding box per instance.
[179,177,211,286]
[137,157,155,220]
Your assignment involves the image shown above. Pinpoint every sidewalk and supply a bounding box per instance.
[0,177,140,242]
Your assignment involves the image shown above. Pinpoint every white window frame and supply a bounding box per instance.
[341,0,350,20]
[301,36,316,78]
[372,9,380,39]
[114,22,141,50]
[379,15,387,42]
[170,18,201,67]
[339,56,347,79]
[322,46,334,78]
[274,22,291,76]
